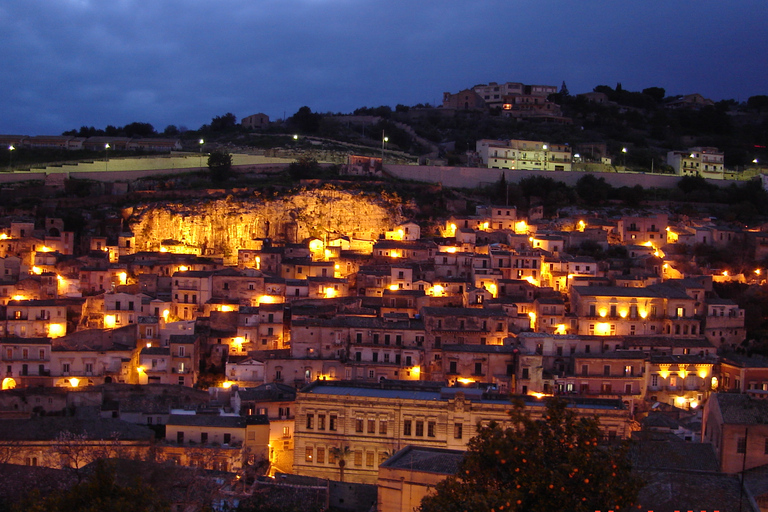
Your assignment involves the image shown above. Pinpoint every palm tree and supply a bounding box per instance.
[329,445,351,482]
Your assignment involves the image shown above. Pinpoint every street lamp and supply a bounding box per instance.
[381,132,388,162]
[8,145,14,170]
[199,139,204,169]
[105,143,110,171]
[542,144,548,170]
[621,147,627,168]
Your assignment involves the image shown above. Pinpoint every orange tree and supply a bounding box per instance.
[418,397,642,512]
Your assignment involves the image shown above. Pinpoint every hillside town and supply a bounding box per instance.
[0,169,767,510]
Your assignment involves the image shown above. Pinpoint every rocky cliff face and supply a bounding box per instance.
[130,187,403,256]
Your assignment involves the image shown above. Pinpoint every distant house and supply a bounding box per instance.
[666,93,715,110]
[441,89,486,111]
[343,155,382,176]
[241,113,270,130]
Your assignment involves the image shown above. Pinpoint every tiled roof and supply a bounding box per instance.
[714,393,768,424]
[381,445,464,474]
[0,417,154,441]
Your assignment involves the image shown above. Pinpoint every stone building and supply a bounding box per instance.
[292,380,631,484]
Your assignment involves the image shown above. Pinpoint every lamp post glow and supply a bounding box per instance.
[104,143,110,171]
[199,139,204,169]
[381,132,388,162]
[8,145,14,170]
[621,147,627,168]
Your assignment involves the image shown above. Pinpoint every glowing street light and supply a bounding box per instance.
[199,139,205,168]
[381,131,388,163]
[621,147,627,167]
[8,145,14,170]
[104,143,110,171]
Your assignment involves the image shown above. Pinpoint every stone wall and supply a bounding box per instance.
[383,164,740,189]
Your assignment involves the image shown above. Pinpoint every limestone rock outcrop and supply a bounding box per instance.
[130,188,403,256]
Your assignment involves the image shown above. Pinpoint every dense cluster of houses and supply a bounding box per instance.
[3,199,768,509]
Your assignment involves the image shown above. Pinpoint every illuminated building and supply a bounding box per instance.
[4,299,70,338]
[0,337,52,387]
[293,380,631,484]
[476,139,572,171]
[569,282,708,337]
[616,213,668,245]
[231,383,297,473]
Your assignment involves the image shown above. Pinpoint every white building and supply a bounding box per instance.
[476,139,572,171]
[666,147,724,177]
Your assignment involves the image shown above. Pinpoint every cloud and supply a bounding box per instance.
[0,0,766,134]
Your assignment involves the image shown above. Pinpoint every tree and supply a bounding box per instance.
[747,95,768,113]
[642,87,666,103]
[123,122,156,138]
[329,445,352,482]
[418,398,642,512]
[287,157,321,180]
[207,150,233,182]
[289,106,322,134]
[209,113,238,132]
[575,174,612,206]
[15,459,168,512]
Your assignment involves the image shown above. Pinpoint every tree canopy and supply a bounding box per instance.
[15,460,167,512]
[207,150,233,182]
[418,398,642,512]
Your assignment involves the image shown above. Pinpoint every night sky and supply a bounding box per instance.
[3,0,767,135]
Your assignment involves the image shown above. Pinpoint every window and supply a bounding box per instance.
[356,418,364,433]
[603,365,610,376]
[318,414,326,430]
[366,451,374,467]
[85,363,93,374]
[428,421,436,437]
[522,367,529,380]
[368,419,376,434]
[403,420,412,436]
[62,363,70,374]
[201,432,208,444]
[223,433,231,444]
[379,420,387,435]
[329,414,337,431]
[305,447,314,462]
[415,420,424,437]
[306,413,314,429]
[454,423,463,439]
[316,447,325,464]
[354,450,363,466]
[737,437,747,454]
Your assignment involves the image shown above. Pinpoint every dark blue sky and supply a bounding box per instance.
[2,0,767,135]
